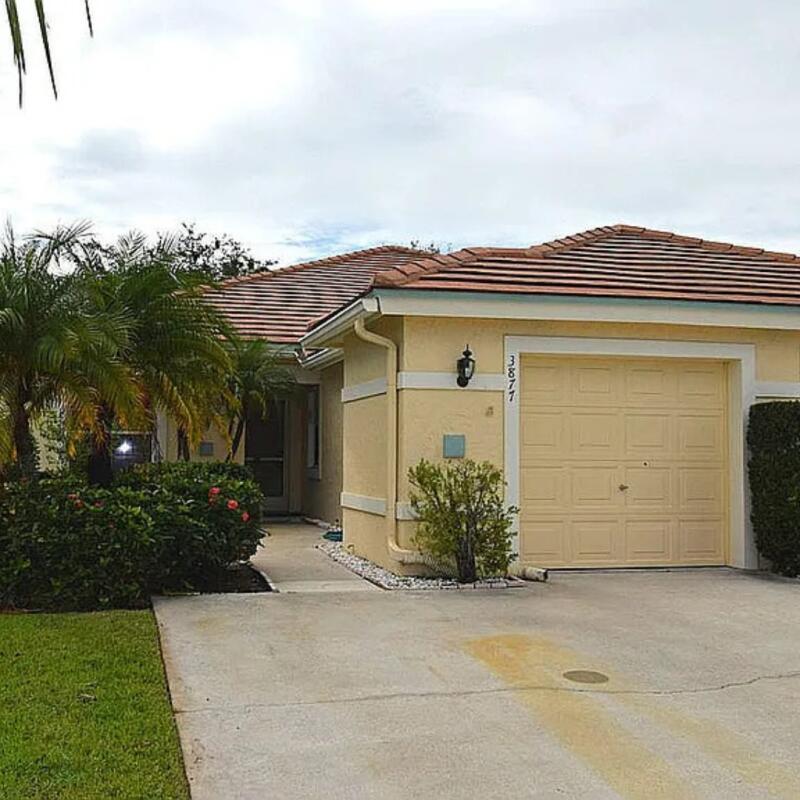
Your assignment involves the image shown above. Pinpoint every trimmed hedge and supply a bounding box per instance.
[748,401,800,576]
[0,462,264,610]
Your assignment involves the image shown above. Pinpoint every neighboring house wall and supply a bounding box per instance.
[304,362,344,524]
[162,416,243,464]
[338,313,800,574]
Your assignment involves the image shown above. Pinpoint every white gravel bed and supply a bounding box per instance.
[317,541,521,590]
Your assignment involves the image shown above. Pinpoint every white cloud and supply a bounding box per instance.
[1,0,800,263]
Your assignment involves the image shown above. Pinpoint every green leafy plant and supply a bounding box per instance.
[408,458,517,583]
[0,462,264,610]
[748,401,800,576]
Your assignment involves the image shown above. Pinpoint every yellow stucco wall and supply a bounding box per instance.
[162,417,241,464]
[340,313,800,575]
[304,362,344,524]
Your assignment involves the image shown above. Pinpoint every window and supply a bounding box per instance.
[306,385,321,479]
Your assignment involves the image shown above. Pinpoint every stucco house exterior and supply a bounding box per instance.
[164,224,800,575]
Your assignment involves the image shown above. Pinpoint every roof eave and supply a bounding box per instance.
[299,294,380,349]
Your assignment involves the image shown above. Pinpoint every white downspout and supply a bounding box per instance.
[353,318,425,565]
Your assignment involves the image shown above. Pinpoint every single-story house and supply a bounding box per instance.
[162,224,800,574]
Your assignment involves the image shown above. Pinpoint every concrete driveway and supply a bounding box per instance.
[155,566,800,800]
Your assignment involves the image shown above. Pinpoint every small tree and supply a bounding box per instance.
[408,458,517,583]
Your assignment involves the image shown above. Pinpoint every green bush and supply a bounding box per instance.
[748,402,800,576]
[408,458,517,583]
[0,462,264,610]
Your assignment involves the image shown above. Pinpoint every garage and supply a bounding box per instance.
[519,355,727,568]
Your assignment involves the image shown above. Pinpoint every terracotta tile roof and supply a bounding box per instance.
[206,245,425,342]
[372,225,800,306]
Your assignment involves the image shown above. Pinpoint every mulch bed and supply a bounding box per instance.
[192,563,271,594]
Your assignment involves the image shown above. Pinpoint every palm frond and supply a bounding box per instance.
[5,0,26,106]
[33,0,56,99]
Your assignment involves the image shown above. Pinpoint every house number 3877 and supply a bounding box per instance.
[507,354,517,402]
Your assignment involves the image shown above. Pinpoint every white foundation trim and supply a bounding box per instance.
[341,492,386,516]
[341,377,388,403]
[398,371,505,391]
[504,335,758,570]
[754,381,800,399]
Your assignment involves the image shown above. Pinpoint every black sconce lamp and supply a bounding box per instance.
[456,345,476,387]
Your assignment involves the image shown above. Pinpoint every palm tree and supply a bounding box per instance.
[0,223,135,478]
[224,337,294,462]
[79,233,234,485]
[6,1,93,106]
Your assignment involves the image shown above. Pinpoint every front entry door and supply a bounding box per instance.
[245,399,288,514]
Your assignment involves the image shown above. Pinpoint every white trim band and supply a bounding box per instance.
[341,377,388,403]
[754,381,800,399]
[398,372,505,391]
[341,492,386,516]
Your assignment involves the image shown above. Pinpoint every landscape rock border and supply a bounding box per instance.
[317,541,523,590]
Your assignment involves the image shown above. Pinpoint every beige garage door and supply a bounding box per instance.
[519,356,727,567]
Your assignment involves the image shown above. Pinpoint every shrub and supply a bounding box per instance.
[748,402,800,576]
[0,462,264,610]
[408,458,517,583]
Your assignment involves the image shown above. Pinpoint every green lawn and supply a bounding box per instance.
[0,610,189,800]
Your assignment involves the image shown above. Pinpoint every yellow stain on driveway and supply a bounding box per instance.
[466,634,800,800]
[465,634,696,800]
[621,695,800,800]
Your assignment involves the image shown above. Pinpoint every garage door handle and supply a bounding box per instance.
[618,484,629,491]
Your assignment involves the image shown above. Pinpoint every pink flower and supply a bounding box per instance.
[227,499,239,511]
[67,493,78,501]
[74,499,84,509]
[94,501,103,509]
[241,511,250,523]
[208,486,221,497]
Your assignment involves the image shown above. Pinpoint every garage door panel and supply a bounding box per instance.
[678,367,725,407]
[570,467,621,510]
[520,467,566,511]
[624,518,673,563]
[521,520,567,563]
[521,362,567,404]
[519,355,728,568]
[572,364,619,404]
[678,468,723,513]
[678,415,724,458]
[570,412,622,457]
[622,467,672,508]
[625,413,673,457]
[521,411,564,455]
[625,365,677,406]
[571,519,621,563]
[678,519,724,562]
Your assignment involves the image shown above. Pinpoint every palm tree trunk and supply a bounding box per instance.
[87,405,114,487]
[177,427,190,461]
[227,416,245,463]
[11,398,37,478]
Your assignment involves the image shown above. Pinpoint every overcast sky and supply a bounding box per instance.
[1,0,799,265]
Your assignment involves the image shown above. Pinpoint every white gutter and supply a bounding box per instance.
[301,296,379,349]
[295,347,343,372]
[353,317,425,565]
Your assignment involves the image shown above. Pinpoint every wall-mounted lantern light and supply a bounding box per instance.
[456,346,476,387]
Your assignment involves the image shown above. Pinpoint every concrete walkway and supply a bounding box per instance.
[250,522,378,594]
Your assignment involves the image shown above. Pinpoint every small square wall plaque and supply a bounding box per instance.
[443,434,466,459]
[198,441,215,457]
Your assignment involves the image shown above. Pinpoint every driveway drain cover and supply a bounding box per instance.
[562,669,609,684]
